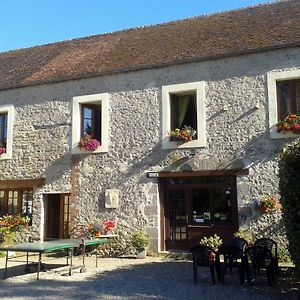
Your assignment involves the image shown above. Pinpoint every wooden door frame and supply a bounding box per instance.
[160,175,239,252]
[45,193,71,240]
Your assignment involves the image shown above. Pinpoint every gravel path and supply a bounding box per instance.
[0,255,298,300]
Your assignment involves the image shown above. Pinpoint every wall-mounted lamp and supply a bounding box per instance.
[255,101,260,109]
[222,105,228,111]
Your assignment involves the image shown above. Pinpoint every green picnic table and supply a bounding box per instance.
[0,236,116,280]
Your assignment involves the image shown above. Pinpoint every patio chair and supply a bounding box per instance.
[254,238,279,275]
[226,237,248,252]
[217,245,245,285]
[245,245,275,286]
[191,245,217,284]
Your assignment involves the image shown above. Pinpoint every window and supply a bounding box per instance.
[0,189,33,224]
[72,93,109,153]
[0,113,7,149]
[267,70,300,138]
[81,103,101,141]
[162,82,206,149]
[0,104,14,159]
[170,93,198,139]
[276,80,300,121]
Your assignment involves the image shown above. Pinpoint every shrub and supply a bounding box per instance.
[234,229,254,245]
[278,139,300,277]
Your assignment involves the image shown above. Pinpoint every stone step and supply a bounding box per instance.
[159,251,192,261]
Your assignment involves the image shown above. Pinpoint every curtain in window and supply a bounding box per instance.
[178,96,189,128]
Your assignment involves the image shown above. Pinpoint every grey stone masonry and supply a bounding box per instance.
[0,47,299,251]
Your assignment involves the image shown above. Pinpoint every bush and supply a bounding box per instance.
[279,139,300,277]
[234,229,254,245]
[0,215,30,246]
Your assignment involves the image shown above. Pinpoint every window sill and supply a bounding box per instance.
[0,153,12,160]
[162,139,206,149]
[72,145,108,155]
[270,128,300,139]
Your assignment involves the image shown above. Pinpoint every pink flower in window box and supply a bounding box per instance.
[276,114,300,134]
[78,134,100,152]
[0,147,6,156]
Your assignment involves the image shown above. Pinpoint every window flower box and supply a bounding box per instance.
[78,134,100,152]
[276,114,300,134]
[169,126,197,145]
[0,147,6,156]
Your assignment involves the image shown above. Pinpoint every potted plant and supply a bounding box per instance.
[131,229,150,259]
[78,134,100,151]
[199,234,223,251]
[276,114,300,134]
[85,220,103,238]
[259,195,281,213]
[102,220,116,235]
[169,125,197,145]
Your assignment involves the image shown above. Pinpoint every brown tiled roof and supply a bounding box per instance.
[0,0,299,91]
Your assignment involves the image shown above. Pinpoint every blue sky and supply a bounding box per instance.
[0,0,273,53]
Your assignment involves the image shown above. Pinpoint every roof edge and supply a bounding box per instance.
[0,41,299,92]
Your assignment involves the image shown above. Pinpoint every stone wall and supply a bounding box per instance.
[0,47,299,251]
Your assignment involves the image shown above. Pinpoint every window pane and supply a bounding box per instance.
[83,119,92,135]
[276,80,300,120]
[0,190,4,216]
[0,113,8,147]
[296,81,300,114]
[83,107,92,119]
[192,189,210,224]
[211,188,232,223]
[8,191,19,214]
[81,104,101,142]
[22,190,33,225]
[170,93,197,134]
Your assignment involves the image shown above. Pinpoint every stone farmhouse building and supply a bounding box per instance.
[0,0,299,252]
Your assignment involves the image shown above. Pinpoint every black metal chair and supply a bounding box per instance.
[245,245,276,286]
[254,238,279,275]
[217,245,245,285]
[226,237,248,252]
[191,245,217,284]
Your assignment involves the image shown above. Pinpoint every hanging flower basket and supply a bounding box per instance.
[78,134,100,151]
[169,126,197,145]
[259,195,281,214]
[276,114,300,134]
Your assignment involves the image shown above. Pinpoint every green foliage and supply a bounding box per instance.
[278,139,300,277]
[278,247,291,263]
[131,229,150,251]
[234,229,254,245]
[0,215,30,246]
[199,234,223,249]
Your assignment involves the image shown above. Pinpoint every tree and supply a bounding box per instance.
[278,139,300,278]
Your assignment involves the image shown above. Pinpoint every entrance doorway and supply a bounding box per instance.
[162,176,238,251]
[44,193,71,240]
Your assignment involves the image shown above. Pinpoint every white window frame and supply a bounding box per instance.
[267,69,300,139]
[0,104,14,160]
[162,81,206,149]
[72,93,109,154]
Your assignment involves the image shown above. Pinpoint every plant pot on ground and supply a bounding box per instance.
[131,229,150,259]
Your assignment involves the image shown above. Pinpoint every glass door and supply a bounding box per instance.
[163,176,238,251]
[165,188,187,250]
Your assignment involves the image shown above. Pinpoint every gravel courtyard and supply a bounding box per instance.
[0,255,299,300]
